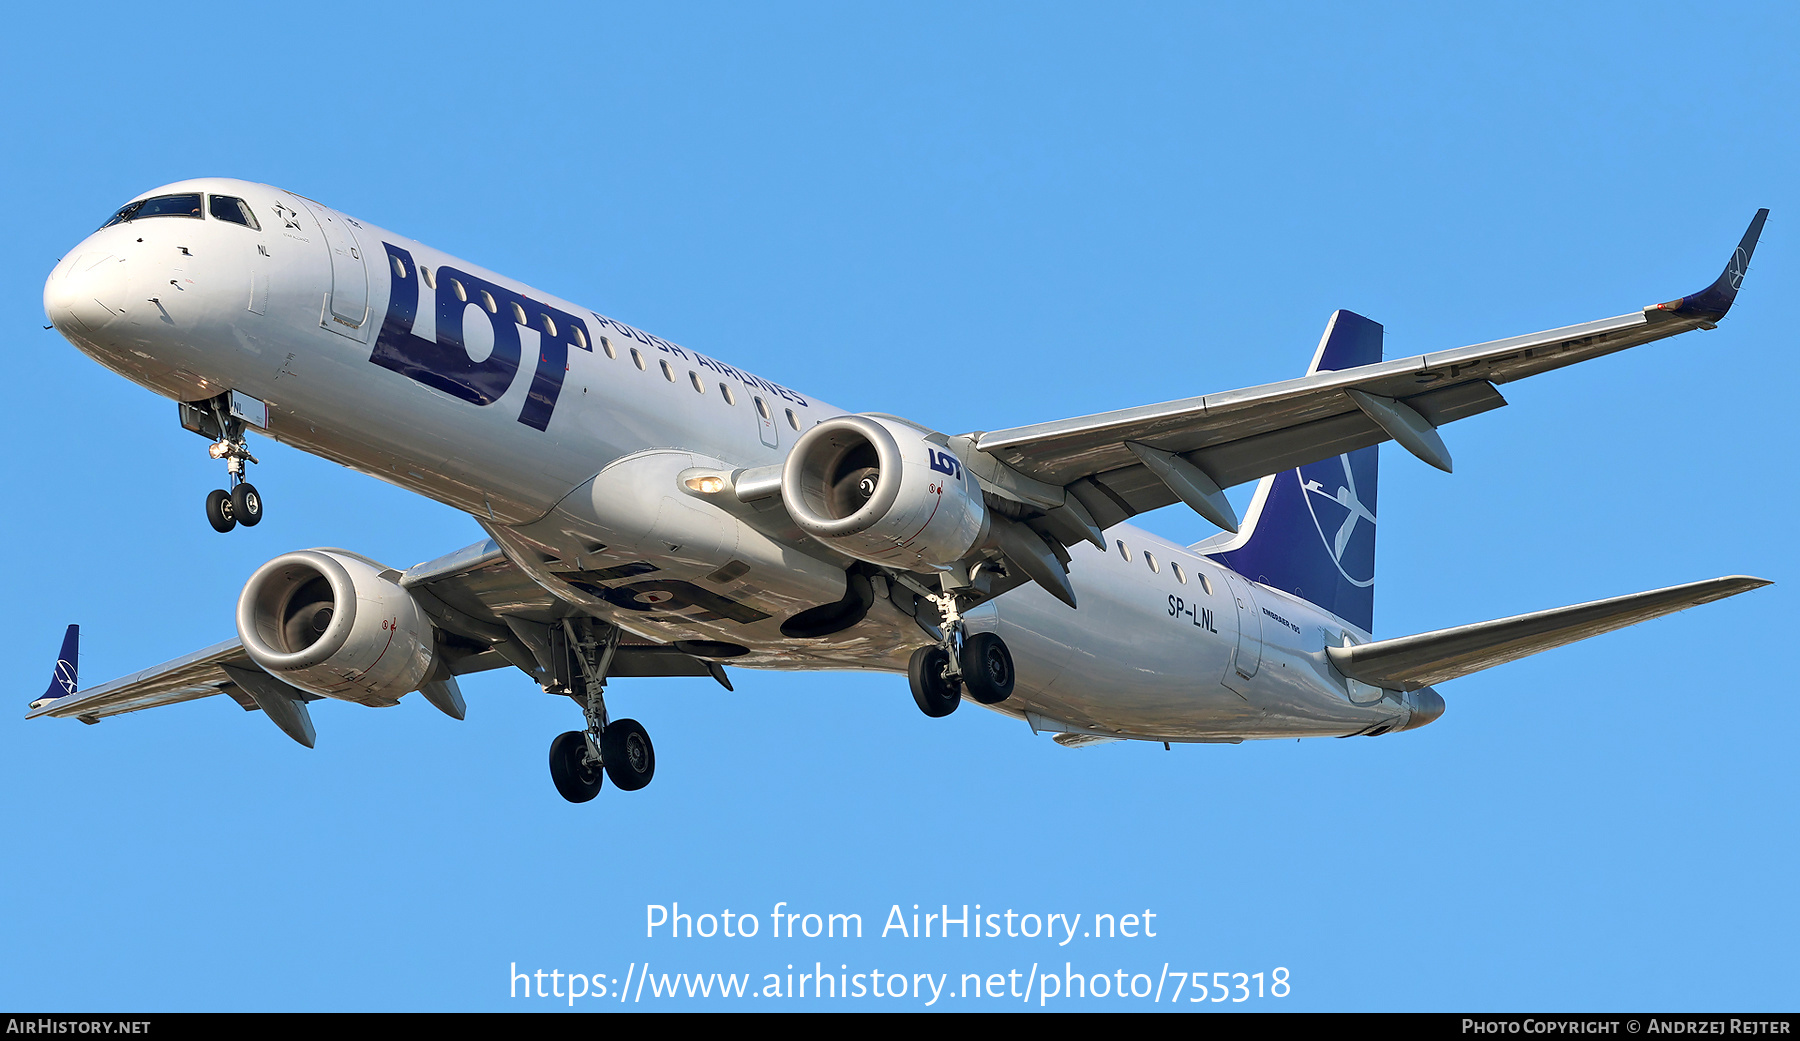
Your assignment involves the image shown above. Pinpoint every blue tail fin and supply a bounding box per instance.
[1205,311,1382,634]
[35,624,79,707]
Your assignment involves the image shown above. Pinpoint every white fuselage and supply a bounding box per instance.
[45,178,1434,744]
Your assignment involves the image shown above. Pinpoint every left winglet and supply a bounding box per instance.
[28,624,79,710]
[1653,208,1769,323]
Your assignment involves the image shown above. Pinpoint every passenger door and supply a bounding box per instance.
[289,196,369,339]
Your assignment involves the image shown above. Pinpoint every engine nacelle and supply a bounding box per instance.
[236,549,438,707]
[782,414,987,571]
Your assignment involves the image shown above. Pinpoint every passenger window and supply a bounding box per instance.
[786,409,799,430]
[755,397,771,420]
[600,335,616,359]
[479,290,497,314]
[660,359,675,381]
[450,279,467,303]
[390,255,407,279]
[689,371,705,393]
[208,195,261,230]
[720,383,735,405]
[1145,551,1159,573]
[630,348,645,370]
[1171,561,1187,584]
[421,266,435,289]
[572,325,586,350]
[509,301,527,325]
[1117,540,1130,562]
[1199,573,1213,595]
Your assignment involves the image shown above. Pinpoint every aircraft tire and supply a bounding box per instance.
[601,718,656,792]
[907,646,961,717]
[232,482,264,527]
[959,633,1015,705]
[549,730,603,803]
[205,489,236,533]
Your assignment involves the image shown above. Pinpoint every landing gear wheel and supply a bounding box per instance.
[205,489,236,533]
[600,718,656,791]
[959,632,1015,705]
[549,730,603,803]
[231,482,263,527]
[908,646,961,717]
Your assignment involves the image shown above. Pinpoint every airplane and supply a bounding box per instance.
[30,178,1772,802]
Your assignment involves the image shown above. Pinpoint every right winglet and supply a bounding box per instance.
[1653,208,1769,323]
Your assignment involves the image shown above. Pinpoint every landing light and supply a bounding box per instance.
[684,475,726,495]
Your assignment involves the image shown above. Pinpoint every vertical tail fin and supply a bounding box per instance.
[1205,311,1382,634]
[32,624,79,709]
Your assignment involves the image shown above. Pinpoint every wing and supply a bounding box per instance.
[970,211,1769,537]
[27,638,259,724]
[1327,575,1771,692]
[27,538,732,745]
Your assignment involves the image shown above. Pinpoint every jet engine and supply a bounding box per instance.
[236,549,438,707]
[782,414,987,571]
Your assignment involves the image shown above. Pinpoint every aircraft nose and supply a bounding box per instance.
[44,251,130,336]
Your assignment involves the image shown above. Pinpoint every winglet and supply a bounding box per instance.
[29,624,79,710]
[1653,208,1769,322]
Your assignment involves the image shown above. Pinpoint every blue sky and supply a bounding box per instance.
[1,2,1794,1011]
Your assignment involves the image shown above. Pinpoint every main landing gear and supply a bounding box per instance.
[548,619,656,803]
[907,582,1015,718]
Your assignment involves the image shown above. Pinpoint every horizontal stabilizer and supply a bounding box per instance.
[1329,576,1771,691]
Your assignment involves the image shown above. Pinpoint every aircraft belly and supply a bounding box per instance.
[986,533,1409,741]
[987,545,1240,737]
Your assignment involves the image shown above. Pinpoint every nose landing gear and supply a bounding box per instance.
[180,393,266,533]
[203,443,263,533]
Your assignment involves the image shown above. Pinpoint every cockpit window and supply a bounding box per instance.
[208,195,261,230]
[99,193,203,229]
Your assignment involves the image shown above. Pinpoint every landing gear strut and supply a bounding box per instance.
[181,394,264,533]
[548,619,656,802]
[908,578,1015,717]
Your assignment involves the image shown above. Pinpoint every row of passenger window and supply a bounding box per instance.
[101,193,260,231]
[1115,538,1213,594]
[107,196,808,432]
[401,256,804,431]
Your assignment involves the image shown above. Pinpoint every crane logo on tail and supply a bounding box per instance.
[1300,453,1377,588]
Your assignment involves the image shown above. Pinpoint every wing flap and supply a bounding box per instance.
[1328,576,1771,692]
